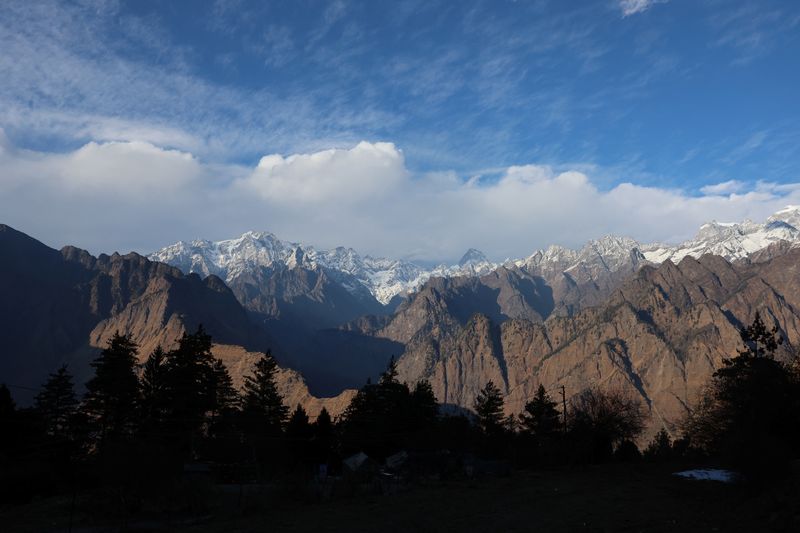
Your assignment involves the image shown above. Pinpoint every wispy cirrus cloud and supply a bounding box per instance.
[618,0,668,18]
[0,0,698,174]
[723,130,769,164]
[707,1,800,65]
[0,0,395,162]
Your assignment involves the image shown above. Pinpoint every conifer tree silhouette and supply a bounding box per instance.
[139,346,168,430]
[738,311,782,359]
[381,355,399,385]
[163,325,216,436]
[208,357,239,427]
[241,350,288,432]
[474,381,504,435]
[411,380,438,423]
[83,332,140,442]
[34,364,78,439]
[312,407,334,463]
[519,384,560,438]
[687,312,800,475]
[644,428,672,461]
[286,404,311,438]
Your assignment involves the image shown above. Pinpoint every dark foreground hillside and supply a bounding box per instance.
[3,463,799,532]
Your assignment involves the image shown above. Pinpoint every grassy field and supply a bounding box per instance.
[3,463,799,532]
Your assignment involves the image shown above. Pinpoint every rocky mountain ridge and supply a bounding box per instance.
[0,224,350,414]
[389,248,800,440]
[7,206,800,436]
[151,207,800,306]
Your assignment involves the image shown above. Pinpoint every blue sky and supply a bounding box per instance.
[1,0,800,260]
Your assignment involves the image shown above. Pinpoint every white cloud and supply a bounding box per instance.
[0,138,215,253]
[2,138,799,262]
[62,142,202,195]
[1,140,202,195]
[239,141,407,204]
[699,180,745,195]
[619,0,667,18]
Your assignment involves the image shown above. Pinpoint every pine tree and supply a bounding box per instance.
[411,380,438,424]
[519,385,560,437]
[163,325,216,435]
[284,404,312,463]
[687,313,800,474]
[312,407,334,463]
[139,346,168,428]
[314,407,333,438]
[286,404,311,441]
[84,332,140,441]
[738,311,782,359]
[376,356,409,420]
[474,381,505,435]
[34,365,78,439]
[340,358,415,457]
[241,350,288,432]
[380,356,399,385]
[644,428,672,461]
[209,358,239,418]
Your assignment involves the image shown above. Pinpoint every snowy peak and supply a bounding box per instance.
[540,245,578,265]
[579,235,643,269]
[151,206,800,308]
[514,236,642,279]
[458,248,489,266]
[150,233,429,305]
[694,220,751,242]
[768,205,800,228]
[642,207,800,264]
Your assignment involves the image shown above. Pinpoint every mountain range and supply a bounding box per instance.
[4,206,800,438]
[151,206,800,306]
[0,224,352,414]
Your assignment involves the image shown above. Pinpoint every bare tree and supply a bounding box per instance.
[569,388,646,460]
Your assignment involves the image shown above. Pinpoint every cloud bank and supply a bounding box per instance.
[2,138,798,262]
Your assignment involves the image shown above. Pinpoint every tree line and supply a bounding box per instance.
[2,312,799,509]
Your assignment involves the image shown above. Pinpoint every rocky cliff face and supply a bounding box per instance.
[392,251,800,438]
[227,261,386,331]
[61,249,266,359]
[0,225,321,413]
[211,344,355,418]
[372,256,642,347]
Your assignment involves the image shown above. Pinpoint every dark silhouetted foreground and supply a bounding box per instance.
[2,314,799,531]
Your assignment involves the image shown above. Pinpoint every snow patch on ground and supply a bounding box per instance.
[673,469,739,483]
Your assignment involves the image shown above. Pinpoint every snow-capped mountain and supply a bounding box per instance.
[150,231,433,304]
[151,206,800,306]
[515,235,645,280]
[642,206,800,264]
[428,248,498,278]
